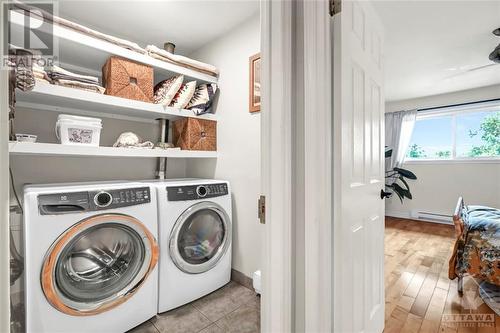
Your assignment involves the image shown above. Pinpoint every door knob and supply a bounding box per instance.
[380,189,392,199]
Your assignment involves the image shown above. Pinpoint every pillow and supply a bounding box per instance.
[170,81,197,109]
[187,83,218,115]
[153,75,184,106]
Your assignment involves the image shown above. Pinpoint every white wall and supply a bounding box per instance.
[386,84,500,113]
[187,14,262,278]
[385,162,500,219]
[385,85,500,221]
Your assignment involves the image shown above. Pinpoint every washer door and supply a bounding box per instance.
[41,214,159,316]
[170,202,231,274]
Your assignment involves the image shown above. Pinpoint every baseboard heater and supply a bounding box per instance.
[410,210,453,224]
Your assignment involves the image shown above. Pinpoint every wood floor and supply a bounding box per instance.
[385,217,499,333]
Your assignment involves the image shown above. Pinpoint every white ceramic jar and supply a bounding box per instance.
[55,114,102,146]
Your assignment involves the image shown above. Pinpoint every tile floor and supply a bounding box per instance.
[129,281,260,333]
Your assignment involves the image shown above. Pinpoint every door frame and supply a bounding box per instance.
[260,0,332,331]
[302,0,332,332]
[260,1,293,331]
[0,0,10,329]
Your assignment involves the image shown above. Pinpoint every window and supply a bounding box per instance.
[406,100,500,161]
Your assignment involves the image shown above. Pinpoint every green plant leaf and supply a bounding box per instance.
[394,167,417,180]
[392,186,406,202]
[393,187,404,203]
[393,183,412,199]
[399,177,410,191]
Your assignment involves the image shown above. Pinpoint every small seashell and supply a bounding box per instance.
[113,132,154,148]
[154,142,175,149]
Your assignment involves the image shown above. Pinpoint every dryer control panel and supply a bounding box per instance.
[167,183,228,201]
[38,187,151,215]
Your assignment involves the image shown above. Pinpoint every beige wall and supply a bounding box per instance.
[385,85,500,221]
[187,14,262,278]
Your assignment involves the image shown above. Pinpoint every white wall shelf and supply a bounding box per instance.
[16,82,217,122]
[9,10,218,84]
[9,142,218,159]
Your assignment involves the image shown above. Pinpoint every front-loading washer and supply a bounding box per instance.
[23,181,159,333]
[145,179,232,312]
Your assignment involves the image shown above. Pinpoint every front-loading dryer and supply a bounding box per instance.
[23,181,159,333]
[146,179,232,312]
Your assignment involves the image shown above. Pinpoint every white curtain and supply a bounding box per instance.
[385,109,418,170]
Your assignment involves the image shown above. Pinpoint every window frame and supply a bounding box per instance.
[404,100,500,163]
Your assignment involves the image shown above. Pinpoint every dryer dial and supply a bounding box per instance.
[94,191,113,208]
[196,186,208,197]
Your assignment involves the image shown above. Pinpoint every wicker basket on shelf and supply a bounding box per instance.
[102,56,153,102]
[173,118,216,151]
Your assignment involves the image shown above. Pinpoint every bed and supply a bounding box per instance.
[448,197,500,294]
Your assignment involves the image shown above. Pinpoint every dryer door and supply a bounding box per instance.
[170,202,231,274]
[41,214,159,316]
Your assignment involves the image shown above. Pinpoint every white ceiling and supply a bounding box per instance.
[372,1,500,101]
[58,1,260,55]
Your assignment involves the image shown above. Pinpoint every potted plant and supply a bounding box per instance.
[383,147,417,202]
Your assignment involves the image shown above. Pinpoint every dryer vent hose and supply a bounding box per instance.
[9,168,24,285]
[10,229,23,285]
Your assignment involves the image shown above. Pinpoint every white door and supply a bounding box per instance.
[333,1,385,332]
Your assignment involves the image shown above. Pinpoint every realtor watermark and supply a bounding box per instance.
[2,1,59,69]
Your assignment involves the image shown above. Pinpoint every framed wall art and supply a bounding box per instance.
[249,53,261,113]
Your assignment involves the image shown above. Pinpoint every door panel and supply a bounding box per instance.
[333,0,385,332]
[370,81,382,181]
[352,63,366,184]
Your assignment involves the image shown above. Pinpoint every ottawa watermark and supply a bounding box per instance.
[1,1,59,69]
[441,280,497,329]
[441,313,495,329]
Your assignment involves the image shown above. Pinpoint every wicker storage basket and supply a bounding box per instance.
[173,118,216,151]
[102,56,153,102]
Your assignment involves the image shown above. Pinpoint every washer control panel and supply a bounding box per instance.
[167,183,228,201]
[38,187,151,215]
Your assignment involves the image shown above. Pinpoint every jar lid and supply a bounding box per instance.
[57,114,102,124]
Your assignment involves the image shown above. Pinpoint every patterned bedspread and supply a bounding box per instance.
[449,206,500,285]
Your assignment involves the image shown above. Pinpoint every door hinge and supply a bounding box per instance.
[329,0,341,16]
[258,195,266,224]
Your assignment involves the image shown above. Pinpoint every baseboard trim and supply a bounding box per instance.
[386,211,453,225]
[231,269,253,290]
[385,210,411,219]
